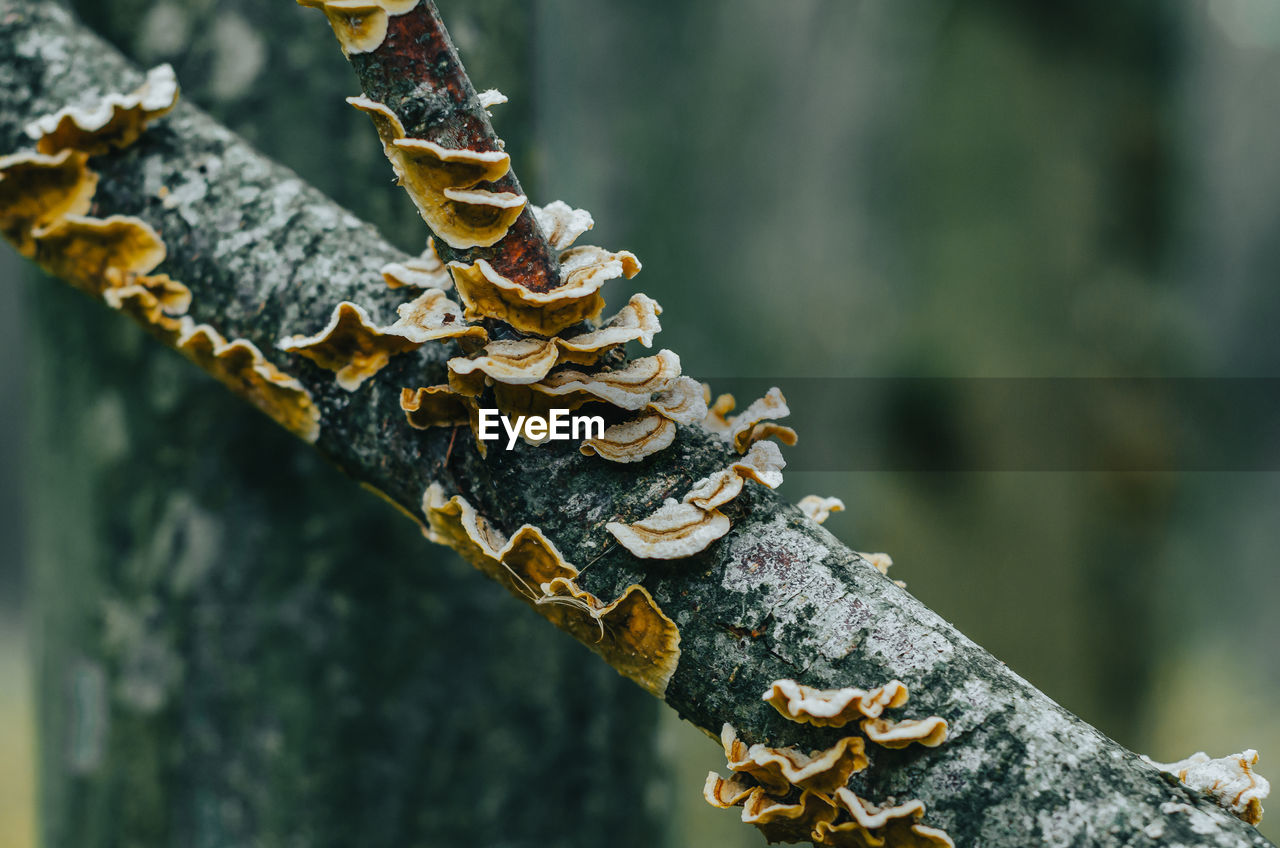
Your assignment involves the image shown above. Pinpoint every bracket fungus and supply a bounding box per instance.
[102,274,191,329]
[707,686,954,846]
[742,790,841,845]
[607,498,731,560]
[0,150,97,254]
[531,200,594,251]
[386,288,487,345]
[348,96,525,249]
[176,321,322,444]
[450,257,602,336]
[1143,750,1270,825]
[605,420,789,557]
[533,350,681,410]
[798,496,846,526]
[381,239,451,290]
[764,679,910,728]
[24,64,178,156]
[703,386,798,454]
[400,385,476,431]
[422,485,681,696]
[3,67,320,447]
[278,301,418,392]
[860,716,949,750]
[579,414,676,463]
[32,214,166,297]
[448,339,561,386]
[279,290,482,391]
[683,441,787,511]
[555,293,663,364]
[815,789,955,848]
[704,772,758,809]
[645,376,707,426]
[297,0,420,56]
[721,724,868,795]
[477,89,508,113]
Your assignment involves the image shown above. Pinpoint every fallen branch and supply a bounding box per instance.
[0,1,1271,845]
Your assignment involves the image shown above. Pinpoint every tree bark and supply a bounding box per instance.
[19,1,667,846]
[3,1,1272,846]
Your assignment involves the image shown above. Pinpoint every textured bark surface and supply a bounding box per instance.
[346,1,560,291]
[2,1,1273,846]
[17,1,666,847]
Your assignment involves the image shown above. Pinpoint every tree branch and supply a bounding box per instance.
[0,1,1271,845]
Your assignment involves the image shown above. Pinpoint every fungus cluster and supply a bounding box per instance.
[292,0,813,571]
[421,483,680,697]
[704,679,953,846]
[279,77,715,464]
[595,386,801,559]
[607,440,787,559]
[1143,750,1270,826]
[347,94,525,249]
[704,386,798,454]
[389,216,702,459]
[0,68,321,443]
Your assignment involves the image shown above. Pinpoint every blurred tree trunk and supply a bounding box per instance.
[26,2,669,846]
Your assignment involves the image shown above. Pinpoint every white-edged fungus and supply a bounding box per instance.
[559,244,641,290]
[383,287,487,344]
[381,239,451,290]
[815,788,955,848]
[476,88,508,113]
[556,293,663,365]
[798,496,845,525]
[278,301,413,391]
[860,716,948,750]
[647,376,706,426]
[705,682,954,846]
[420,485,682,697]
[703,386,797,454]
[0,150,97,255]
[297,0,419,55]
[24,64,179,156]
[683,440,786,511]
[32,214,166,296]
[721,723,868,795]
[102,274,191,331]
[400,385,476,430]
[174,319,321,443]
[763,679,909,728]
[531,200,593,251]
[857,551,899,582]
[450,255,611,337]
[278,291,482,391]
[533,349,681,410]
[580,414,675,463]
[449,338,560,385]
[740,788,840,845]
[1143,750,1270,825]
[607,498,731,560]
[349,96,526,249]
[702,772,756,809]
[449,257,601,336]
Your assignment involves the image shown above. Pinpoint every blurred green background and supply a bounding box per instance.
[3,0,1280,845]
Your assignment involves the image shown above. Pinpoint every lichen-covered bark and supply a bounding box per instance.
[1,1,1273,846]
[16,1,666,847]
